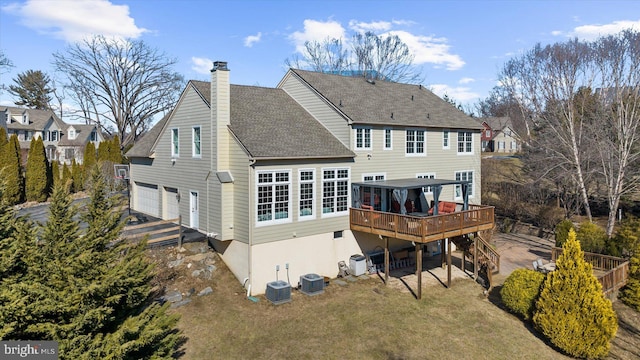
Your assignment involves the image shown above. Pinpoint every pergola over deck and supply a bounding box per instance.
[350,178,496,299]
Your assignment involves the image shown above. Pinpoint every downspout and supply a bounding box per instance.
[248,157,256,296]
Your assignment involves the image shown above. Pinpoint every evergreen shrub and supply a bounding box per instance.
[500,268,546,320]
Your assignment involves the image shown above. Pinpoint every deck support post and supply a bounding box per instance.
[447,238,452,288]
[440,239,446,269]
[384,237,389,285]
[416,242,423,300]
[473,235,478,280]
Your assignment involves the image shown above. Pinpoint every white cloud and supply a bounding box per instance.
[191,57,213,74]
[348,20,392,33]
[289,19,346,53]
[459,77,475,84]
[244,32,262,47]
[388,30,465,70]
[553,19,640,40]
[2,0,148,42]
[429,84,480,102]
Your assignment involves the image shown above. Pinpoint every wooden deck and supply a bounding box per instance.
[551,247,630,299]
[350,205,495,244]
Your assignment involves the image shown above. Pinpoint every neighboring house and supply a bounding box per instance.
[1,106,103,164]
[127,62,485,295]
[478,116,521,153]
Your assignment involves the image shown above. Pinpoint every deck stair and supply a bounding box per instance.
[452,233,500,277]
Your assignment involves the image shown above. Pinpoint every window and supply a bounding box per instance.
[68,128,76,139]
[299,169,315,220]
[171,128,179,157]
[90,130,97,142]
[384,128,392,150]
[457,131,473,154]
[485,129,491,137]
[406,129,425,155]
[443,130,450,149]
[417,173,436,194]
[481,140,488,151]
[192,126,201,157]
[455,171,474,199]
[498,141,505,150]
[257,170,291,224]
[354,127,371,150]
[65,148,75,160]
[510,141,517,150]
[51,131,57,141]
[25,131,33,141]
[322,168,349,216]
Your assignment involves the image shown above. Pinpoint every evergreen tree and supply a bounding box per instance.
[0,173,182,358]
[83,142,97,189]
[51,161,61,189]
[0,127,7,149]
[25,137,50,202]
[61,163,72,192]
[0,134,24,205]
[533,229,618,359]
[71,159,83,193]
[619,242,640,311]
[7,69,53,109]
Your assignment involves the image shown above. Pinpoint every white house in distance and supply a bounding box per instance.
[1,106,103,164]
[127,61,491,296]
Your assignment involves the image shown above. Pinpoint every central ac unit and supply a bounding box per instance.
[266,280,291,305]
[299,273,324,296]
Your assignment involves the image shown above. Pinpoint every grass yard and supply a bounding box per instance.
[170,259,570,360]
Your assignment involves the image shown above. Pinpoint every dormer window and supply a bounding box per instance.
[90,130,97,142]
[5,110,11,123]
[68,128,76,140]
[22,113,29,124]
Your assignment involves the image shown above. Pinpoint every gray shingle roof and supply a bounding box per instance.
[1,106,65,130]
[289,69,483,130]
[480,116,512,132]
[58,124,98,146]
[126,113,171,158]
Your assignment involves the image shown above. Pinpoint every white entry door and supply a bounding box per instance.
[190,191,199,229]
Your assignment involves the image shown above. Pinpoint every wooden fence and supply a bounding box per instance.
[551,247,630,298]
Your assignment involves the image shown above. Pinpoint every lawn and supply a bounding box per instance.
[169,258,570,360]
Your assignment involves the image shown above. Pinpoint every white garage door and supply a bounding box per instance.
[163,187,180,220]
[135,182,159,217]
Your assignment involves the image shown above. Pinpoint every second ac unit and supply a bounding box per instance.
[299,273,324,296]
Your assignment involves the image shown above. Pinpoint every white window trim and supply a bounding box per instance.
[416,173,436,194]
[454,170,474,200]
[354,126,372,151]
[192,126,202,158]
[442,129,450,150]
[405,128,426,157]
[256,169,292,227]
[171,128,179,158]
[383,127,392,150]
[456,131,474,155]
[298,168,315,221]
[321,167,350,218]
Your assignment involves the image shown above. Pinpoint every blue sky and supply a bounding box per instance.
[1,0,639,119]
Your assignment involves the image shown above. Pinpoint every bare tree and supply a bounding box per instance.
[0,51,14,94]
[499,39,597,221]
[592,30,640,237]
[53,35,184,148]
[286,32,423,84]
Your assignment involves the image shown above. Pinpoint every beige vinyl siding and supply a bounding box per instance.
[129,87,213,228]
[230,137,249,244]
[250,159,354,245]
[349,126,482,203]
[279,73,350,146]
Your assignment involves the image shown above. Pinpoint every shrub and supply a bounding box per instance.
[500,268,546,320]
[533,229,617,359]
[619,242,640,311]
[536,205,565,230]
[554,219,574,248]
[577,221,607,254]
[611,216,640,257]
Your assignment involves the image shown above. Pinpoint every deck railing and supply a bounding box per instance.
[551,247,630,298]
[350,205,495,244]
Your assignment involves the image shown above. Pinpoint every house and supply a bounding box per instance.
[127,61,492,296]
[478,116,521,153]
[1,106,103,164]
